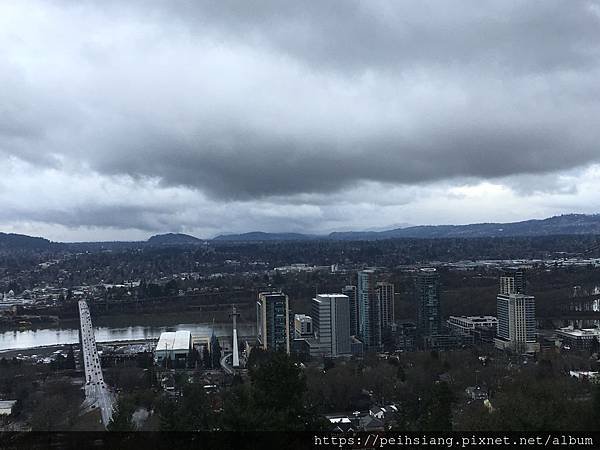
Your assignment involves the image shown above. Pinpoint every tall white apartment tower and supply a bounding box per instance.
[311,294,351,357]
[376,282,395,329]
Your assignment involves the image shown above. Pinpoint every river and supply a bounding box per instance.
[0,322,256,351]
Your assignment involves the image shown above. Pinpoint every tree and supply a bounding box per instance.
[165,279,178,296]
[210,338,222,369]
[66,345,76,370]
[396,365,406,382]
[202,345,211,369]
[158,383,213,431]
[221,350,323,431]
[108,397,136,431]
[419,381,455,431]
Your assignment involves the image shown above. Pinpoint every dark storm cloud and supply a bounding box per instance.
[0,203,181,232]
[143,0,600,73]
[2,0,600,202]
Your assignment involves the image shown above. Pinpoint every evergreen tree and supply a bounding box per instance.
[221,350,323,431]
[420,381,455,431]
[66,344,76,370]
[210,336,222,369]
[202,345,211,369]
[158,383,213,431]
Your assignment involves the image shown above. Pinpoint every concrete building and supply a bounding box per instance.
[0,400,17,416]
[416,268,441,338]
[556,327,600,350]
[448,316,498,337]
[342,285,359,336]
[499,267,527,295]
[154,330,192,365]
[358,270,381,350]
[256,292,290,354]
[376,282,395,330]
[294,314,313,338]
[312,294,351,357]
[494,293,538,353]
[448,315,498,345]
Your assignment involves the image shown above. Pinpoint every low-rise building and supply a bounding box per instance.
[154,330,192,366]
[0,400,17,416]
[294,314,313,338]
[448,315,498,345]
[556,327,600,350]
[448,316,498,335]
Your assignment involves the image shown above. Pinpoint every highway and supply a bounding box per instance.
[78,300,113,427]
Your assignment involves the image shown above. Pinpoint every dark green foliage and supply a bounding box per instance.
[107,396,136,431]
[457,373,593,431]
[210,338,222,369]
[202,345,211,369]
[158,383,214,431]
[323,358,335,372]
[222,350,323,431]
[396,365,406,382]
[65,345,76,370]
[419,381,455,431]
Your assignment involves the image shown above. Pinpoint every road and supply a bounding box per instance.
[220,352,235,375]
[78,300,113,427]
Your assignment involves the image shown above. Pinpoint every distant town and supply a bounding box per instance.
[1,228,600,433]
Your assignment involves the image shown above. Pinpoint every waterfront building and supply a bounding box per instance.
[358,270,381,350]
[256,292,290,354]
[499,267,527,295]
[311,294,351,357]
[294,314,313,338]
[447,315,498,336]
[342,285,359,336]
[448,315,498,345]
[416,268,441,337]
[494,292,538,353]
[376,282,395,329]
[556,327,600,350]
[154,330,192,365]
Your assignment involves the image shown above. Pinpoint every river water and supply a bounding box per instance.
[0,322,256,351]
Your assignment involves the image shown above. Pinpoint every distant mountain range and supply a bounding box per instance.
[146,233,204,245]
[2,214,600,249]
[214,214,600,241]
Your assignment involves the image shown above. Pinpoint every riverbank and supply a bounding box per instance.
[0,304,254,332]
[0,317,256,352]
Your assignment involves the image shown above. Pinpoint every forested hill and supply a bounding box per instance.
[215,214,600,241]
[0,232,53,250]
[330,214,600,240]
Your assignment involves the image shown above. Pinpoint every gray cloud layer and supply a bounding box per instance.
[1,1,600,237]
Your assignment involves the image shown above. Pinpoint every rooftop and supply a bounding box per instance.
[156,330,191,352]
[556,327,600,338]
[449,315,497,322]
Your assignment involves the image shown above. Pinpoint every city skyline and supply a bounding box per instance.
[1,1,600,241]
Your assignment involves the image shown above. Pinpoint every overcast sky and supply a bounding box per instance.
[1,0,600,241]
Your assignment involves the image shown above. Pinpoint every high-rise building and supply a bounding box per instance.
[358,269,381,350]
[494,292,538,353]
[376,282,395,329]
[256,292,290,354]
[416,268,441,337]
[499,267,526,295]
[342,285,358,336]
[294,314,313,338]
[311,294,351,357]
